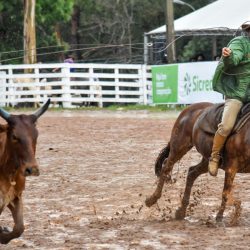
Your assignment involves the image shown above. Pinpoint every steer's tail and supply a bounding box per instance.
[155,142,170,177]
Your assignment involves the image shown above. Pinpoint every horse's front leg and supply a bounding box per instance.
[216,167,237,222]
[176,158,208,220]
[0,197,24,244]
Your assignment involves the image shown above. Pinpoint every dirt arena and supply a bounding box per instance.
[1,109,250,249]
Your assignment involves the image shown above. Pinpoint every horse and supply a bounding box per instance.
[145,101,250,222]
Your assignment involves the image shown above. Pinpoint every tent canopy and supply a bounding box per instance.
[147,0,250,37]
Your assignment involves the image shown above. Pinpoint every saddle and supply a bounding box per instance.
[197,102,250,135]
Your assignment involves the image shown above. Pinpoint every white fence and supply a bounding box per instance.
[0,63,152,108]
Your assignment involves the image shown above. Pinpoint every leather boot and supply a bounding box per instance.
[208,132,227,176]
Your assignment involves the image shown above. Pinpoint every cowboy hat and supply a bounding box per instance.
[241,21,250,30]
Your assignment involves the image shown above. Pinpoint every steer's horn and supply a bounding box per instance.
[0,108,10,122]
[33,99,51,120]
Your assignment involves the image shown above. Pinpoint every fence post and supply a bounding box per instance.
[61,66,72,108]
[34,66,41,103]
[96,78,103,108]
[0,71,6,106]
[89,66,94,103]
[114,67,119,102]
[8,68,16,107]
[141,64,148,105]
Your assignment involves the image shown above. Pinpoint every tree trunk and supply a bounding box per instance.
[23,0,36,65]
[54,23,64,61]
[166,0,176,63]
[71,5,81,60]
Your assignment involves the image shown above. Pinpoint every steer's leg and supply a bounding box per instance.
[216,164,237,222]
[175,157,208,219]
[0,197,24,244]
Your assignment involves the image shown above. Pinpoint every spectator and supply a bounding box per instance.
[189,57,197,62]
[52,53,75,73]
[64,54,74,64]
[64,54,75,73]
[196,53,206,61]
[214,55,221,61]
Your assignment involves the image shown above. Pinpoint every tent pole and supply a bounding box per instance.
[143,33,148,64]
[212,36,217,59]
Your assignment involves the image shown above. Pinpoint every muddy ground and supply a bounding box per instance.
[1,110,250,250]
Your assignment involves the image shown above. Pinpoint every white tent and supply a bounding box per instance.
[147,0,250,36]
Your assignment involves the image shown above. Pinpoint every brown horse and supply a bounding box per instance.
[145,102,249,221]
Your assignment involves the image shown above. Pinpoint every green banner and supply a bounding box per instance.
[152,65,178,103]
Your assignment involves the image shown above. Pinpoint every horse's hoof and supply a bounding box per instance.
[216,214,223,222]
[0,234,10,244]
[175,207,185,220]
[145,196,158,207]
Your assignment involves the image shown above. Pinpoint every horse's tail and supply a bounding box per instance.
[155,142,170,177]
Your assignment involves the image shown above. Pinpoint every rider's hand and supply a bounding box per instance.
[222,47,231,57]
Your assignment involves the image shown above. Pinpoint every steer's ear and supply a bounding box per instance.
[0,124,8,133]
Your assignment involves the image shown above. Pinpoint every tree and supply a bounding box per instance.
[58,0,219,63]
[23,0,36,64]
[0,1,24,64]
[59,0,167,63]
[0,0,74,64]
[0,0,219,64]
[35,0,74,62]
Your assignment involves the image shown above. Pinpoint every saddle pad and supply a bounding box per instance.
[197,102,250,135]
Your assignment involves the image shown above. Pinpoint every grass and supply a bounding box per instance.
[105,104,186,112]
[2,104,187,113]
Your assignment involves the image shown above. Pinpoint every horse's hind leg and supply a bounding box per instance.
[175,157,208,219]
[145,141,192,207]
[216,163,237,222]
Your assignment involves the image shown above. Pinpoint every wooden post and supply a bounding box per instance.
[23,0,37,65]
[166,0,176,63]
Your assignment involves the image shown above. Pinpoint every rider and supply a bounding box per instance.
[209,21,250,176]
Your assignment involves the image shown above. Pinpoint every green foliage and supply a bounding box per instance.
[60,0,167,63]
[0,0,74,64]
[0,0,230,64]
[35,0,74,62]
[105,104,183,112]
[173,0,229,62]
[180,37,211,61]
[60,0,221,63]
[0,0,23,63]
[36,0,74,25]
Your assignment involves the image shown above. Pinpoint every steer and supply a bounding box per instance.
[0,99,50,244]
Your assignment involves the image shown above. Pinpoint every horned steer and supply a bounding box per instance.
[0,99,50,244]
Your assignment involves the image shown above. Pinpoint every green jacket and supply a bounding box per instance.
[212,35,250,102]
